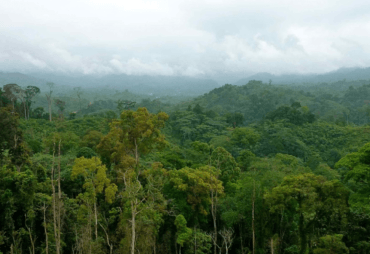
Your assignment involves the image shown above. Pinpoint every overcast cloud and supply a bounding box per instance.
[1,0,370,77]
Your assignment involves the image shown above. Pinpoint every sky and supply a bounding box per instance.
[1,0,370,78]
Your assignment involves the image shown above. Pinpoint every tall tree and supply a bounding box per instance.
[97,107,169,254]
[97,107,169,168]
[3,84,19,112]
[54,99,66,120]
[45,82,55,122]
[175,214,192,254]
[25,86,40,120]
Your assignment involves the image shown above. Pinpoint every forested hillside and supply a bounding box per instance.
[1,79,370,254]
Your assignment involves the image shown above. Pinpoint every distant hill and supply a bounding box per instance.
[0,72,220,96]
[3,67,370,97]
[0,72,50,89]
[234,67,370,85]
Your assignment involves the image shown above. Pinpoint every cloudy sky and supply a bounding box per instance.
[1,0,370,77]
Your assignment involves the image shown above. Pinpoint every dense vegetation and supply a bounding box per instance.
[1,78,370,254]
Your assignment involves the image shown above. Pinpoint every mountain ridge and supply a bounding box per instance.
[235,67,370,85]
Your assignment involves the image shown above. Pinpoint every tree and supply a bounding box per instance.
[54,99,66,119]
[0,107,29,169]
[3,84,19,112]
[193,104,204,114]
[237,150,256,170]
[97,108,168,254]
[116,99,136,113]
[219,228,234,254]
[175,215,193,254]
[210,147,240,184]
[11,85,27,120]
[335,142,370,212]
[0,107,20,163]
[97,107,169,168]
[71,156,118,243]
[45,82,55,122]
[313,234,349,254]
[225,112,244,128]
[169,165,224,223]
[25,86,40,120]
[265,173,349,254]
[230,127,260,151]
[80,131,104,151]
[187,228,212,254]
[0,87,11,108]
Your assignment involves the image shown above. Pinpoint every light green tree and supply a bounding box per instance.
[175,214,193,254]
[71,156,117,248]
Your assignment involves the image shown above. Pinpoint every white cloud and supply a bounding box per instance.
[109,58,174,75]
[0,0,370,77]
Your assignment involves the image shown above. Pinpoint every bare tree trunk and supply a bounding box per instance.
[239,223,245,254]
[57,140,62,253]
[220,228,234,254]
[49,101,52,121]
[43,203,49,254]
[27,102,30,120]
[28,228,36,254]
[46,94,53,122]
[211,190,217,254]
[94,201,98,240]
[23,101,27,120]
[25,215,36,254]
[99,221,113,254]
[90,215,92,254]
[252,179,255,254]
[51,141,60,254]
[134,138,139,166]
[271,238,274,254]
[194,226,197,254]
[131,200,136,254]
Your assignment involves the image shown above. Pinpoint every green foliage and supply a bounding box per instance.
[97,107,169,168]
[80,130,104,150]
[266,173,349,254]
[0,107,20,160]
[335,142,370,212]
[4,77,370,253]
[313,234,349,254]
[72,156,117,203]
[169,165,224,216]
[210,146,240,184]
[76,147,97,158]
[230,127,260,150]
[175,214,192,247]
[237,149,256,170]
[225,112,244,127]
[69,112,76,120]
[44,131,80,155]
[265,103,315,125]
[186,229,212,254]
